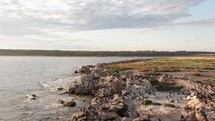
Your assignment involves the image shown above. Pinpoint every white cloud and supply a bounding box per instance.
[0,0,206,34]
[1,0,214,51]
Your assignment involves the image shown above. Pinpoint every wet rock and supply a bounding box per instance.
[32,94,37,97]
[74,70,78,74]
[58,100,65,104]
[30,97,36,100]
[57,87,63,91]
[63,100,76,107]
[30,94,37,100]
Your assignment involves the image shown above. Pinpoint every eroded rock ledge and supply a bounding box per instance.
[67,60,215,121]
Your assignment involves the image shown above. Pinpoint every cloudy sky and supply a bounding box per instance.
[0,0,214,51]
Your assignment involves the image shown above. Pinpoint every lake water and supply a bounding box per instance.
[0,56,152,121]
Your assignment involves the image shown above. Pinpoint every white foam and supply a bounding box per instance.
[40,76,82,91]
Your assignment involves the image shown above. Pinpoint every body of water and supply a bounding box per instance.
[0,56,152,121]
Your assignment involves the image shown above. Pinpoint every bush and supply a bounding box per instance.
[142,100,153,105]
[164,103,176,108]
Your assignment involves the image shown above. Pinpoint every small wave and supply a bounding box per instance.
[39,76,81,92]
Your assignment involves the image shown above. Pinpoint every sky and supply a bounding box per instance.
[0,0,214,51]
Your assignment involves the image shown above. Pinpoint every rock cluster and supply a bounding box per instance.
[68,64,154,121]
[66,61,214,121]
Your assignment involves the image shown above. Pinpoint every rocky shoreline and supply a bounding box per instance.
[62,59,214,121]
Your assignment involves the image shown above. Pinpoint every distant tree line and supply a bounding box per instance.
[0,49,214,57]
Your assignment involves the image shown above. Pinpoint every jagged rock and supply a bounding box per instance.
[98,111,120,121]
[124,99,138,118]
[195,108,208,121]
[79,66,91,74]
[96,88,111,98]
[133,117,149,121]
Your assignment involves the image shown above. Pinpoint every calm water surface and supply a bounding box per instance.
[0,56,152,121]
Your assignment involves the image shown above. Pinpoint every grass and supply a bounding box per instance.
[147,77,183,92]
[164,103,176,108]
[99,67,131,76]
[207,78,215,83]
[155,82,183,92]
[109,57,215,72]
[142,100,162,106]
[142,100,153,105]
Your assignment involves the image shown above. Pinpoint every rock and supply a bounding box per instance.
[124,99,138,118]
[133,117,149,121]
[31,97,36,100]
[195,108,208,121]
[57,87,63,91]
[96,88,111,97]
[30,94,37,100]
[74,70,78,74]
[79,66,91,74]
[63,100,76,107]
[179,115,187,121]
[32,94,37,97]
[98,111,119,121]
[58,100,65,104]
[158,75,166,83]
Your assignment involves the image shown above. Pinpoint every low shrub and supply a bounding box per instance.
[142,100,153,105]
[164,103,176,108]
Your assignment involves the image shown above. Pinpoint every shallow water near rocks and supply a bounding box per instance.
[0,56,153,121]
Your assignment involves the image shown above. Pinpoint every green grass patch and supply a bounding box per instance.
[99,67,131,76]
[142,100,153,105]
[207,78,215,83]
[110,57,215,72]
[155,83,183,92]
[164,103,176,108]
[148,77,183,92]
[142,100,162,106]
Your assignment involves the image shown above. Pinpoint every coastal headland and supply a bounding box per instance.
[62,57,215,121]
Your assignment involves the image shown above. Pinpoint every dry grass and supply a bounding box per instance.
[109,57,215,72]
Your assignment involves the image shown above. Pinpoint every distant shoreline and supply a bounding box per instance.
[0,49,214,57]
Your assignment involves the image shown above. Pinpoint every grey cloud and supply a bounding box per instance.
[0,0,206,36]
[174,18,215,26]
